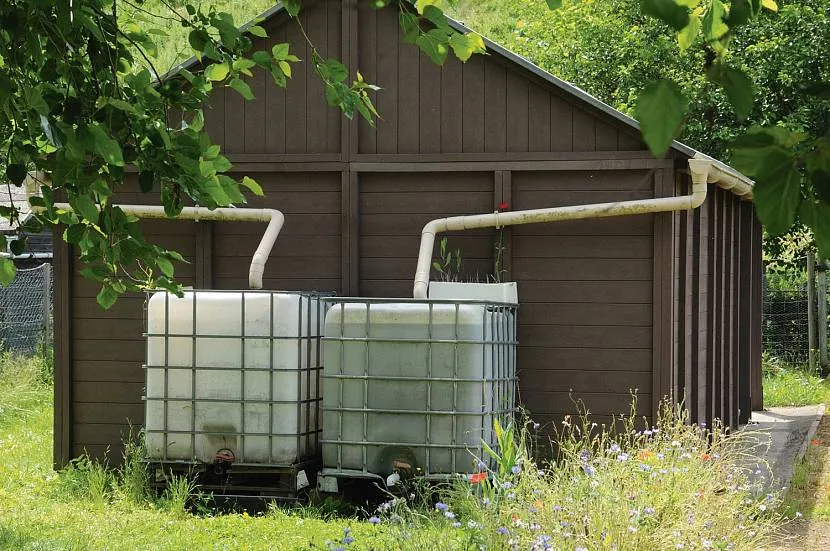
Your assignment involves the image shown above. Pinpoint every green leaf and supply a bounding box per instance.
[416,30,450,65]
[0,258,16,287]
[677,14,701,51]
[70,195,100,223]
[188,29,209,52]
[283,0,302,16]
[272,43,290,60]
[247,25,268,38]
[416,0,446,15]
[5,163,27,186]
[96,284,119,310]
[139,170,155,193]
[157,257,175,278]
[734,148,800,235]
[448,33,486,62]
[708,64,754,119]
[204,62,230,82]
[702,0,729,41]
[635,79,688,156]
[800,201,830,261]
[24,86,49,114]
[278,61,292,78]
[87,124,124,167]
[641,0,690,31]
[545,0,564,8]
[241,176,264,196]
[228,78,255,100]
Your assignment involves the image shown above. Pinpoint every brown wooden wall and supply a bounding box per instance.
[52,0,762,465]
[672,183,763,428]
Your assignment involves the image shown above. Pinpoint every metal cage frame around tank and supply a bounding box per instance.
[320,296,518,480]
[142,289,332,468]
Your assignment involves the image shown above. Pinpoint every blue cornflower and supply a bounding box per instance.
[444,511,456,519]
[644,507,656,515]
[582,463,596,477]
[476,460,488,470]
[453,521,461,528]
[617,453,629,462]
[368,516,381,524]
[511,464,522,475]
[435,502,449,511]
[502,481,513,489]
[610,443,621,453]
[497,527,509,535]
[343,536,354,545]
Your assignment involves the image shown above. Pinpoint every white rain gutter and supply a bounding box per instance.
[413,158,740,299]
[23,178,283,289]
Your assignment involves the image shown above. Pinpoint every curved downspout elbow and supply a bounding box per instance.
[687,158,712,209]
[248,208,285,289]
[413,219,444,299]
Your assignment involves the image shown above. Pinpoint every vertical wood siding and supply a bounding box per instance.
[510,170,656,428]
[672,184,761,428]
[355,5,647,155]
[358,172,495,297]
[203,1,342,154]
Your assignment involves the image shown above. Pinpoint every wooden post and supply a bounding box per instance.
[808,252,817,373]
[818,260,828,374]
[42,263,51,337]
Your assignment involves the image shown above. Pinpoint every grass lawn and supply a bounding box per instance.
[786,415,830,520]
[0,354,791,550]
[763,364,830,408]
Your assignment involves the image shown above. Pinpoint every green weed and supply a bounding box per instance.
[763,360,830,407]
[113,427,152,505]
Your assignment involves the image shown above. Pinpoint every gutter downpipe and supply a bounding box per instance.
[24,177,283,289]
[412,158,716,299]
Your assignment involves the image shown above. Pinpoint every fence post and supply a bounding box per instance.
[42,263,51,338]
[808,252,817,373]
[819,260,828,375]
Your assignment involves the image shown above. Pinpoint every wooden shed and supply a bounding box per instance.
[51,0,763,467]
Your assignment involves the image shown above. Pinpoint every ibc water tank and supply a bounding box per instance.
[321,297,517,478]
[144,290,327,467]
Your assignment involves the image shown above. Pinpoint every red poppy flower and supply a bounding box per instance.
[699,453,712,462]
[470,472,487,484]
[498,201,509,211]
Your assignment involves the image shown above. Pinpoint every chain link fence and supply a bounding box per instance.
[0,263,52,354]
[762,256,830,370]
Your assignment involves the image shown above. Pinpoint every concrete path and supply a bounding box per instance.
[742,404,825,494]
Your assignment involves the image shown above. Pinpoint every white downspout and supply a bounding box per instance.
[413,158,714,299]
[24,178,283,289]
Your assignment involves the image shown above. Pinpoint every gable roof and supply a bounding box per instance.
[163,2,753,194]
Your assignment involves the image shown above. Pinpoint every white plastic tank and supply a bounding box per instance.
[322,288,517,478]
[144,290,325,466]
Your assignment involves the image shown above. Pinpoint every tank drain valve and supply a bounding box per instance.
[214,448,235,475]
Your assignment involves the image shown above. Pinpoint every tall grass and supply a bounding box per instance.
[763,354,830,406]
[354,402,787,550]
[0,353,791,549]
